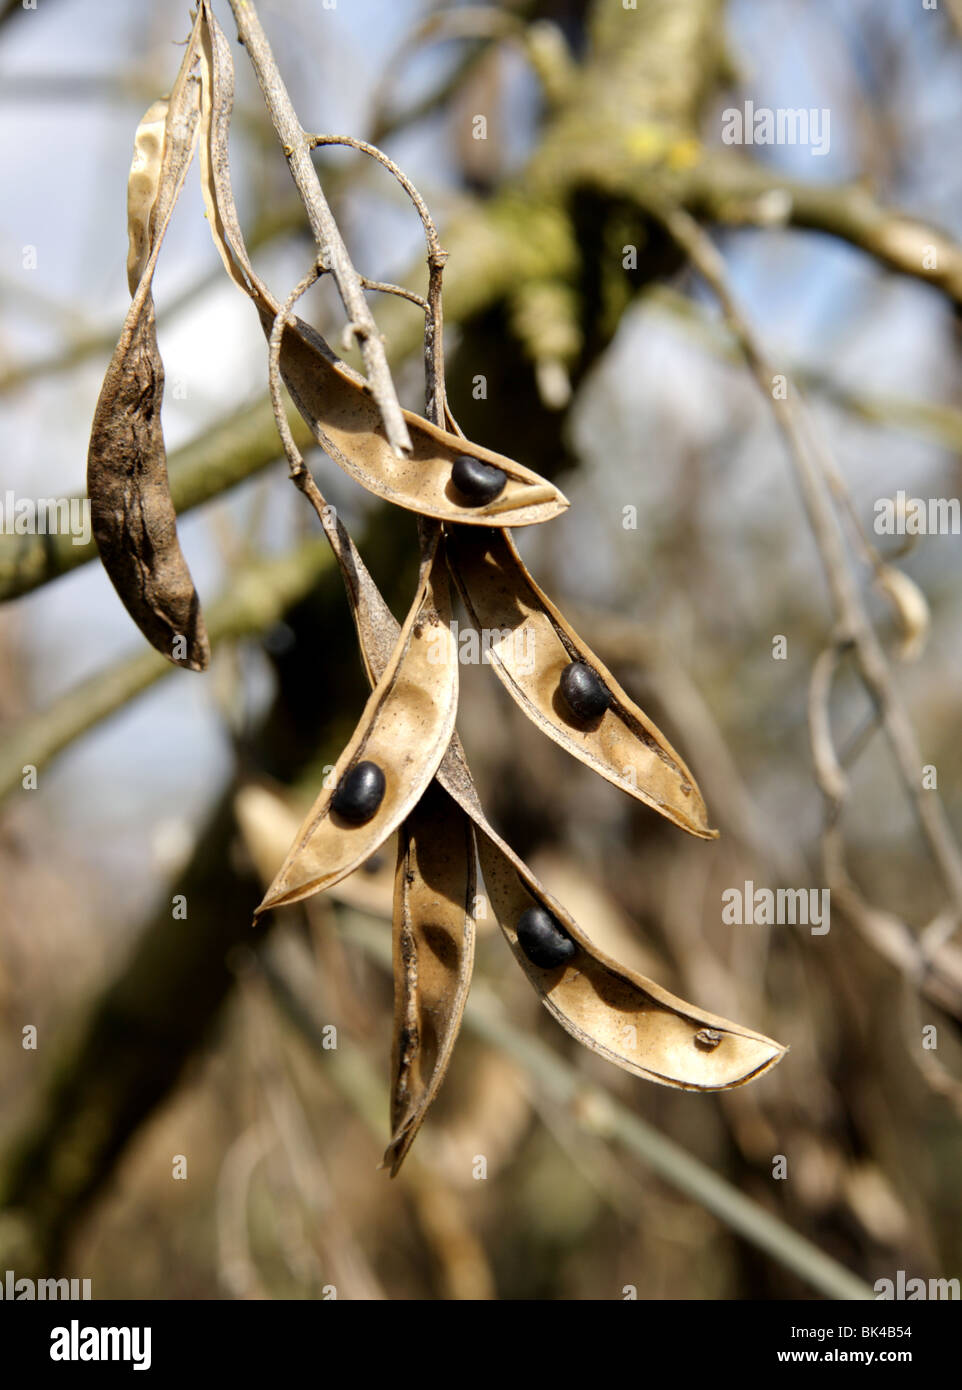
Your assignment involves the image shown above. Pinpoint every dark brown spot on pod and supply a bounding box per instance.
[451,454,506,506]
[517,905,577,969]
[559,660,611,721]
[331,760,386,825]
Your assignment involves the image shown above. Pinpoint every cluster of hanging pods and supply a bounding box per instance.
[86,0,786,1175]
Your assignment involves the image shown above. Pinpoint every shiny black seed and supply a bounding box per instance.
[517,905,576,969]
[331,760,386,825]
[559,660,611,721]
[451,454,506,506]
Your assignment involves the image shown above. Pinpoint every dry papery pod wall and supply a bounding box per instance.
[86,1,786,1175]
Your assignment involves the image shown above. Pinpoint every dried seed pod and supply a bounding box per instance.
[233,783,396,917]
[257,540,458,913]
[385,781,477,1176]
[267,307,567,527]
[447,527,715,839]
[87,12,209,671]
[474,828,786,1090]
[196,3,567,530]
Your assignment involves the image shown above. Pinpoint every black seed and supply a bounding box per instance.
[559,660,611,721]
[517,905,576,969]
[451,454,506,506]
[331,760,386,824]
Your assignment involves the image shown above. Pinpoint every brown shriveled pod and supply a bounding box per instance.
[473,827,786,1090]
[87,11,209,671]
[256,538,459,914]
[196,1,567,529]
[447,526,715,839]
[385,780,477,1175]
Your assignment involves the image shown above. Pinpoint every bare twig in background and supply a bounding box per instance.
[809,648,962,1019]
[306,133,449,426]
[372,4,576,123]
[572,603,807,885]
[808,641,851,809]
[216,1122,272,1300]
[651,203,962,1050]
[260,933,496,1300]
[899,981,962,1124]
[225,0,411,457]
[681,159,962,307]
[237,953,387,1300]
[654,203,962,914]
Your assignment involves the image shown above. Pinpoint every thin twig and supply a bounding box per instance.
[266,264,366,571]
[899,978,962,1123]
[225,0,411,457]
[653,201,962,918]
[358,276,428,311]
[370,5,575,126]
[238,956,387,1300]
[308,133,450,427]
[809,645,962,1019]
[215,1122,272,1299]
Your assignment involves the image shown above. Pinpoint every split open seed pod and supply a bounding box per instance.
[196,0,567,529]
[475,828,786,1090]
[426,736,785,1093]
[257,540,458,913]
[447,526,715,838]
[233,782,396,918]
[270,318,570,527]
